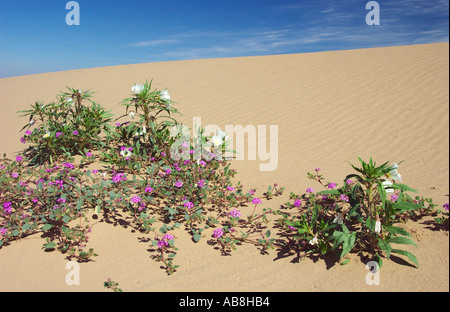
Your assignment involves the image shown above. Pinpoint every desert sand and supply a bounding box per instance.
[0,42,448,292]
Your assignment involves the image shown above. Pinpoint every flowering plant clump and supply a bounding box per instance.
[1,81,446,281]
[18,87,113,165]
[279,158,437,268]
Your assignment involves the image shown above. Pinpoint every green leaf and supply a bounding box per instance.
[63,215,71,224]
[384,225,412,238]
[12,230,20,237]
[392,249,419,268]
[76,199,84,210]
[193,233,201,242]
[387,236,417,247]
[341,259,350,265]
[265,230,271,238]
[45,241,56,249]
[392,184,419,193]
[377,239,392,259]
[22,223,32,232]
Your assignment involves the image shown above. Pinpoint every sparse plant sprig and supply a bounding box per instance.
[152,232,179,275]
[104,278,123,292]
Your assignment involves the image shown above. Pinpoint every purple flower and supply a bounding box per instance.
[115,123,121,127]
[92,169,99,174]
[228,208,241,218]
[213,228,224,238]
[55,132,63,138]
[227,186,235,191]
[163,234,174,241]
[25,130,32,136]
[130,196,142,204]
[390,194,399,202]
[174,180,183,188]
[15,155,23,162]
[346,179,353,185]
[112,173,126,183]
[3,202,12,213]
[165,168,172,175]
[145,186,154,193]
[184,201,194,209]
[0,228,7,236]
[57,198,66,203]
[443,203,449,211]
[328,183,337,190]
[86,151,93,157]
[252,197,262,205]
[11,172,19,178]
[315,168,321,172]
[72,130,79,136]
[20,137,26,144]
[288,226,296,231]
[340,194,349,202]
[62,162,74,169]
[294,199,302,207]
[157,240,168,249]
[306,188,315,193]
[197,179,205,188]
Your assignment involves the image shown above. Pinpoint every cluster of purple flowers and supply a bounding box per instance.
[184,201,194,210]
[130,196,142,204]
[112,173,127,183]
[252,197,262,205]
[3,202,12,213]
[197,179,205,188]
[157,233,175,249]
[228,208,241,218]
[213,228,224,239]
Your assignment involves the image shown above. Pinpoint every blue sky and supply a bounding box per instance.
[0,0,448,78]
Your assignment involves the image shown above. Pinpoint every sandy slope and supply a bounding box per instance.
[0,43,448,292]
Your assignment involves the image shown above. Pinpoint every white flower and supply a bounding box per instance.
[387,163,402,182]
[217,130,228,142]
[309,235,318,246]
[43,132,50,139]
[374,220,381,233]
[210,135,223,147]
[333,213,344,225]
[120,149,132,158]
[160,89,170,101]
[29,120,35,126]
[128,111,135,119]
[131,84,144,95]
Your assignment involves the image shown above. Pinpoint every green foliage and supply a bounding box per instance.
[280,158,438,269]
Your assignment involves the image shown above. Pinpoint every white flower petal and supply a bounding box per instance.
[382,180,394,193]
[131,84,144,95]
[160,89,170,101]
[374,221,381,233]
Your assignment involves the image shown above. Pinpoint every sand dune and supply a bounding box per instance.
[0,43,448,292]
